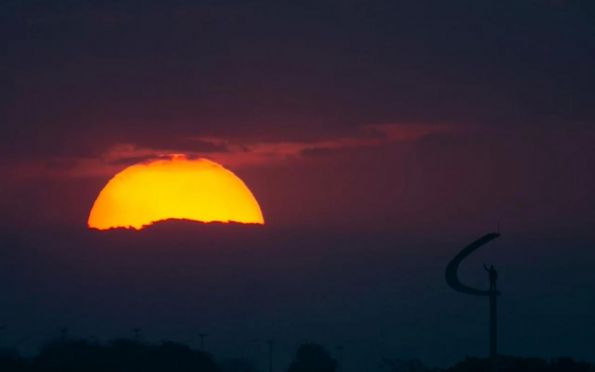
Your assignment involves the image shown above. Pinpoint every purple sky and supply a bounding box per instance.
[1,1,595,370]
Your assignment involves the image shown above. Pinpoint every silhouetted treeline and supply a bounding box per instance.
[287,343,337,372]
[0,339,594,372]
[0,339,220,372]
[382,356,595,372]
[447,356,595,372]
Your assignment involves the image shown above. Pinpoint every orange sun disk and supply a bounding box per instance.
[88,156,264,230]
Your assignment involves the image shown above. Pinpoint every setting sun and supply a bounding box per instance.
[88,156,264,230]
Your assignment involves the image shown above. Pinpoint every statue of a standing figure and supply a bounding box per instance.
[484,264,498,292]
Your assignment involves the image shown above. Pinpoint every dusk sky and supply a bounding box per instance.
[1,1,595,371]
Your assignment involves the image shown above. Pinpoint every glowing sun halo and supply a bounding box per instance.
[88,156,264,230]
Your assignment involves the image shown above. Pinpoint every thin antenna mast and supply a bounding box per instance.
[267,339,274,372]
[337,345,344,372]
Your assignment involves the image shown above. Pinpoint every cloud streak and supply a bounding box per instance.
[45,123,456,178]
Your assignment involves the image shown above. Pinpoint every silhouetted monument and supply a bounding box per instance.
[445,233,501,371]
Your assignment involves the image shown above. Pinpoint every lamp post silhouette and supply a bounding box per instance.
[132,328,142,341]
[198,333,207,352]
[445,233,501,370]
[60,327,69,341]
[337,345,344,372]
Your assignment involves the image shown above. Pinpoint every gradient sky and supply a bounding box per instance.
[1,1,595,370]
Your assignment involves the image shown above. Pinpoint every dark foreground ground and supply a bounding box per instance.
[0,338,592,372]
